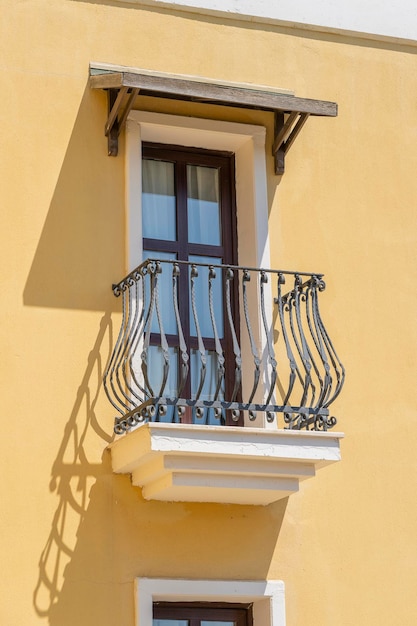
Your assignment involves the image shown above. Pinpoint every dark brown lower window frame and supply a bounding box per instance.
[153,601,253,625]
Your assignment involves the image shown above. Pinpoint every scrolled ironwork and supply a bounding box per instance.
[104,258,345,433]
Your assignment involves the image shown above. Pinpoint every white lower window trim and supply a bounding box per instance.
[136,578,286,625]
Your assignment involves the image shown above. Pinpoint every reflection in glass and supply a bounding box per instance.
[147,346,178,397]
[153,621,189,626]
[146,346,178,422]
[187,165,221,245]
[143,251,178,336]
[191,349,225,425]
[189,256,223,338]
[143,159,176,241]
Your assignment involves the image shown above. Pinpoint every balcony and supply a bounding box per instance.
[105,259,345,505]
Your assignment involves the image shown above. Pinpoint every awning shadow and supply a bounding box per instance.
[23,83,125,312]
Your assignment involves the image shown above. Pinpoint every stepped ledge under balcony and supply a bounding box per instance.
[105,258,345,505]
[109,422,343,505]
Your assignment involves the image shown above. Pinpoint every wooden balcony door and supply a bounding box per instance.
[142,142,240,424]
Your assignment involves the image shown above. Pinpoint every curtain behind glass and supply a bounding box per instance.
[187,165,221,245]
[142,159,176,241]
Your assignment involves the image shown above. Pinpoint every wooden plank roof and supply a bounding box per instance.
[90,64,337,117]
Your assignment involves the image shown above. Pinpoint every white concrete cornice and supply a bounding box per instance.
[119,0,417,46]
[109,423,343,505]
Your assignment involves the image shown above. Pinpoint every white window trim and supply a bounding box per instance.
[135,577,286,625]
[125,110,270,273]
[125,110,273,428]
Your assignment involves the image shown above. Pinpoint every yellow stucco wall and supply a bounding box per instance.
[2,1,417,625]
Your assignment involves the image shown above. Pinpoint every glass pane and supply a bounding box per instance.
[189,256,223,338]
[153,621,188,626]
[146,346,178,422]
[187,165,221,245]
[143,251,178,336]
[142,159,176,241]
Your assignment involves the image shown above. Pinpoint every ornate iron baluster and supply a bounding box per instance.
[293,275,315,407]
[305,277,330,410]
[287,292,306,410]
[113,281,136,410]
[242,270,261,419]
[154,261,170,401]
[141,261,157,398]
[276,274,303,428]
[311,277,345,415]
[276,273,297,403]
[208,266,225,420]
[103,280,132,415]
[286,283,316,429]
[172,262,189,398]
[128,266,149,399]
[190,264,207,406]
[121,272,144,404]
[115,277,138,409]
[260,271,277,418]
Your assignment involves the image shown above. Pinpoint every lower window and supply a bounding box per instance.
[136,578,286,626]
[153,602,252,626]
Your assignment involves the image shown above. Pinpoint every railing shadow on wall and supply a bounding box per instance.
[33,313,114,620]
[32,311,290,626]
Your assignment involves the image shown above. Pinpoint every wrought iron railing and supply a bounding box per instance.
[104,259,344,434]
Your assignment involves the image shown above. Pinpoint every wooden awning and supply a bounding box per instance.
[89,63,337,174]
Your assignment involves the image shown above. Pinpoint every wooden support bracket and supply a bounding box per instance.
[273,111,310,175]
[106,87,140,156]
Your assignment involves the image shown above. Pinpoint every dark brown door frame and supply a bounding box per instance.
[142,143,241,425]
